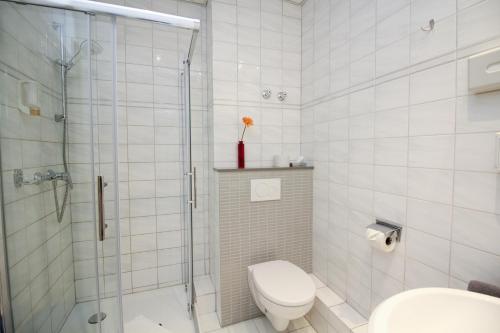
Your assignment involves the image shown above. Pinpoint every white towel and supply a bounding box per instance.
[125,315,171,333]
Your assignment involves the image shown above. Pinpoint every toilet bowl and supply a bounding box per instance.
[248,260,316,331]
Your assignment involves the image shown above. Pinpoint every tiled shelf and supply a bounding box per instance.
[214,166,313,172]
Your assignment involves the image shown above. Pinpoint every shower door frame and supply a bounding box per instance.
[0,159,12,333]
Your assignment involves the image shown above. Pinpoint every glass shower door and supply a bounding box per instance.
[0,2,123,332]
[88,13,124,333]
[71,12,123,333]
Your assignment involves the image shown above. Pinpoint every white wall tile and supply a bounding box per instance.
[455,132,497,172]
[410,62,456,105]
[453,207,500,255]
[376,6,410,49]
[407,168,453,204]
[454,171,500,214]
[409,98,455,136]
[304,0,500,319]
[457,0,500,48]
[374,108,408,138]
[406,228,450,273]
[407,198,452,239]
[450,243,500,285]
[373,166,407,196]
[408,135,455,169]
[375,77,409,111]
[374,138,407,166]
[404,257,449,289]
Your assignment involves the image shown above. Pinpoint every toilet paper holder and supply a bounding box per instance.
[367,219,403,243]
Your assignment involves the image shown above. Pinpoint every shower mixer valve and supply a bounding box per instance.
[14,169,71,187]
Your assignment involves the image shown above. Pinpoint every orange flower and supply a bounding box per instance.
[242,116,254,127]
[240,116,254,141]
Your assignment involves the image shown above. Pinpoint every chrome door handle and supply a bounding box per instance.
[193,167,197,209]
[187,167,197,208]
[97,176,106,241]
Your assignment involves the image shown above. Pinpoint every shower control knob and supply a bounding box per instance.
[262,88,272,99]
[277,91,287,102]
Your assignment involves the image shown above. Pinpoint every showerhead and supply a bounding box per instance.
[64,39,103,70]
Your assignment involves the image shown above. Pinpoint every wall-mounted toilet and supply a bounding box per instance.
[248,260,316,331]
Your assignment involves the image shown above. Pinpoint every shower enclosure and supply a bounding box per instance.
[0,0,203,332]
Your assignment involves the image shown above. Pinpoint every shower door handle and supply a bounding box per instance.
[193,167,197,209]
[189,167,197,209]
[97,176,106,241]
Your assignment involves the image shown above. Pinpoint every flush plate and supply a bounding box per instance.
[251,178,281,202]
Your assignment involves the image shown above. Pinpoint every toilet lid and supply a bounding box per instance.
[252,260,316,307]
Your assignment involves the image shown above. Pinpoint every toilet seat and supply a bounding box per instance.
[252,260,316,307]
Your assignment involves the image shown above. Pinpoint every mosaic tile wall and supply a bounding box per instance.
[214,168,313,326]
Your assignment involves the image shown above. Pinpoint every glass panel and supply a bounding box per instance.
[187,24,209,291]
[113,17,201,332]
[0,2,101,332]
[89,13,123,333]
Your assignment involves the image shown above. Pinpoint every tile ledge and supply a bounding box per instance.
[214,166,314,172]
[308,274,369,333]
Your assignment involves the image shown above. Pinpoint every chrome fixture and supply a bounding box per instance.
[277,91,287,102]
[54,113,65,122]
[13,169,71,187]
[262,88,272,99]
[368,219,403,243]
[88,312,107,324]
[421,19,435,32]
[56,39,103,72]
[51,22,76,222]
[187,167,197,208]
[97,176,108,241]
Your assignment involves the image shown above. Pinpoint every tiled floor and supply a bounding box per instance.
[60,285,195,333]
[198,314,316,333]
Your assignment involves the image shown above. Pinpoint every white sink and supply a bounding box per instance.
[368,288,500,333]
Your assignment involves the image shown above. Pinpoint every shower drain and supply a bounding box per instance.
[88,312,107,324]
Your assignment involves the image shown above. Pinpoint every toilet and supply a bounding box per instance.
[248,260,316,331]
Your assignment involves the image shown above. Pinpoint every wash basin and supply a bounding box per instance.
[368,288,500,333]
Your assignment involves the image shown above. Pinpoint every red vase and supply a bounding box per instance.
[237,140,245,169]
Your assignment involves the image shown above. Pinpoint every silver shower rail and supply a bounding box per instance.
[5,0,200,30]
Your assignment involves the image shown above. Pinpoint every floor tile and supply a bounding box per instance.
[227,319,259,333]
[199,313,221,332]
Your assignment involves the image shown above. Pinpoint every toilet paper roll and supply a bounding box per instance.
[366,228,396,252]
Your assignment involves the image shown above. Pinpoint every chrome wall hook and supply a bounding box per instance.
[421,19,435,32]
